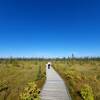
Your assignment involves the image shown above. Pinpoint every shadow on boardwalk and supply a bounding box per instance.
[40,65,71,100]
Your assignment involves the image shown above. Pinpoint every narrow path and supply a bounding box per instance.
[40,65,71,100]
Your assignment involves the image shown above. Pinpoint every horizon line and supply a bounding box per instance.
[0,56,100,59]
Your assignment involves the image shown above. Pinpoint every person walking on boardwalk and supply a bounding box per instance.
[48,62,51,69]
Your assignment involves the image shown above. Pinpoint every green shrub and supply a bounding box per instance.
[96,75,100,80]
[64,71,74,79]
[64,69,82,81]
[0,80,8,92]
[80,84,94,100]
[20,82,40,100]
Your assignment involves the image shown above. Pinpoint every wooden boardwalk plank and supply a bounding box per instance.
[40,65,71,100]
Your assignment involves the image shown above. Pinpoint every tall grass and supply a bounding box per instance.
[53,58,100,100]
[0,58,46,100]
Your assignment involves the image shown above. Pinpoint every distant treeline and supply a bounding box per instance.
[0,57,48,61]
[0,57,100,61]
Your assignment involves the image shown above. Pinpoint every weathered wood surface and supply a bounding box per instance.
[40,65,71,100]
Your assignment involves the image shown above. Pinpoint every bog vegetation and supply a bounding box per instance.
[0,57,100,100]
[53,57,100,100]
[0,58,46,100]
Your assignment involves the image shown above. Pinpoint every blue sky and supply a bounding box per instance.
[0,0,100,57]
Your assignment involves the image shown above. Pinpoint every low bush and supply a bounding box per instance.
[80,84,94,100]
[0,81,8,92]
[64,69,82,81]
[20,82,40,100]
[96,75,100,80]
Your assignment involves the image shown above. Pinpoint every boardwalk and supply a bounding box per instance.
[40,65,71,100]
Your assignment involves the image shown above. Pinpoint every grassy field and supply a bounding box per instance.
[53,58,100,100]
[0,58,100,100]
[0,59,46,100]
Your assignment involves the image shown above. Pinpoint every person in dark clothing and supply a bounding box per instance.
[48,64,50,69]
